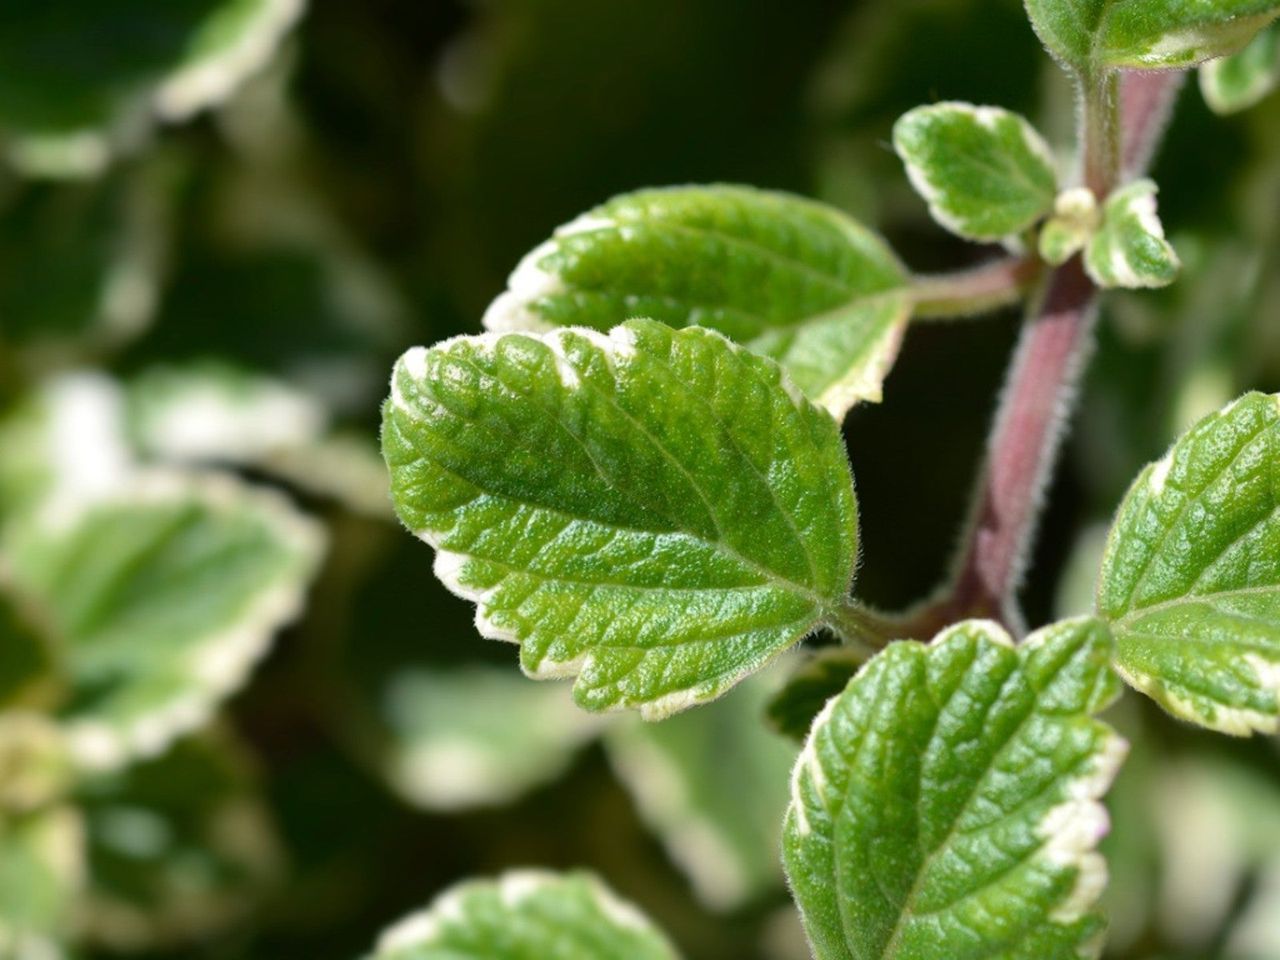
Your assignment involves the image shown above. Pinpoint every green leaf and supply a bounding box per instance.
[0,805,84,955]
[1024,0,1280,71]
[1038,187,1100,268]
[0,0,303,177]
[783,617,1126,960]
[1084,181,1180,290]
[76,733,281,951]
[126,363,393,518]
[603,665,797,909]
[5,472,324,770]
[374,666,599,812]
[1200,21,1280,114]
[893,103,1058,242]
[1097,392,1280,734]
[367,870,680,960]
[481,185,910,419]
[382,319,860,719]
[765,646,864,742]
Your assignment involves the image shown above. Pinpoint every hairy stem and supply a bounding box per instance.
[889,69,1185,639]
[910,255,1044,319]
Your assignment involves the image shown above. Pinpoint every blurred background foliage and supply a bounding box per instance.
[0,1,1278,958]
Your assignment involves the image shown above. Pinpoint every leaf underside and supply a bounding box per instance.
[1200,20,1280,114]
[382,319,859,719]
[1098,391,1280,734]
[784,618,1125,960]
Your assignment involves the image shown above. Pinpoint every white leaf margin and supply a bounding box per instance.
[786,618,1129,944]
[43,470,326,772]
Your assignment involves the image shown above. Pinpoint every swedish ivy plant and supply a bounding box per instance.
[377,0,1280,957]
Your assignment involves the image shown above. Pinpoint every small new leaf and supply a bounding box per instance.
[1038,187,1100,267]
[1200,21,1280,114]
[383,320,860,719]
[1084,180,1179,290]
[368,870,680,960]
[766,646,864,742]
[482,185,910,419]
[1098,392,1280,735]
[4,473,324,771]
[784,618,1126,960]
[893,103,1058,242]
[1025,0,1280,71]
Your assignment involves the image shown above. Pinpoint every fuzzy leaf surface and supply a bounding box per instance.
[382,320,859,719]
[1098,392,1280,734]
[1084,180,1179,290]
[783,618,1126,960]
[893,103,1058,242]
[1024,0,1280,70]
[482,185,910,418]
[4,473,323,770]
[367,870,679,960]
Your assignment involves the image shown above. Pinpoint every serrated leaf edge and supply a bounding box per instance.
[894,102,1058,242]
[375,870,670,955]
[786,617,1127,955]
[389,323,843,720]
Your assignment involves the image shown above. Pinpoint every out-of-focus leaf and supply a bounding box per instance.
[5,471,324,771]
[0,570,60,710]
[373,666,598,812]
[0,805,84,956]
[76,732,282,951]
[0,163,174,359]
[368,870,680,960]
[1098,391,1280,734]
[383,320,860,718]
[127,362,391,517]
[0,0,305,177]
[604,665,797,910]
[1201,21,1280,114]
[482,185,910,418]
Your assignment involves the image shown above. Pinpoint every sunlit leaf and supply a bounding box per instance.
[382,319,860,718]
[482,185,910,418]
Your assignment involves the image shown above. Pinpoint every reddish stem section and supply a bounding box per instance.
[882,70,1186,640]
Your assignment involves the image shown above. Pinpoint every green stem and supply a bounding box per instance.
[909,255,1044,319]
[827,601,892,656]
[1082,69,1121,198]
